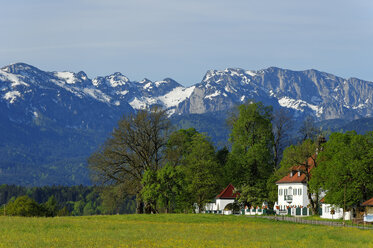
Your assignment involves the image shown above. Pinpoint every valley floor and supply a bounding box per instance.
[0,214,372,248]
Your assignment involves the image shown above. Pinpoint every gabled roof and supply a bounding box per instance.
[362,197,373,206]
[276,171,307,184]
[276,157,315,184]
[216,184,239,199]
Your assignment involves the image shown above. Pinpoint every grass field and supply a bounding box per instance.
[0,214,372,248]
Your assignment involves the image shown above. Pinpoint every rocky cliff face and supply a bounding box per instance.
[2,63,372,125]
[176,67,373,121]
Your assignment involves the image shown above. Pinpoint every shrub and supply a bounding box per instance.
[6,195,43,217]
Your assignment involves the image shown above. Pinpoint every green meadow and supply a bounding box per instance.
[0,214,372,248]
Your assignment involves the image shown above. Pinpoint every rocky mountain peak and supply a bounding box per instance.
[1,63,372,122]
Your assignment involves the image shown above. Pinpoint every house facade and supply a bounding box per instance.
[205,184,239,214]
[320,203,345,219]
[275,168,310,216]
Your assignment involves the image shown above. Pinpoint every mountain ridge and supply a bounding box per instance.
[1,62,372,186]
[2,62,372,123]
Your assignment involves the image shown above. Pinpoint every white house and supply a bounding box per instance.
[275,158,353,219]
[320,198,351,220]
[275,166,311,216]
[204,184,239,214]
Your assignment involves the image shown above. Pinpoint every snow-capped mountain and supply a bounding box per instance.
[2,63,372,125]
[1,62,373,186]
[176,67,373,120]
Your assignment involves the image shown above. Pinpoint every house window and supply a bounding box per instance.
[293,189,297,195]
[288,187,292,195]
[298,189,302,195]
[284,189,287,195]
[279,189,283,195]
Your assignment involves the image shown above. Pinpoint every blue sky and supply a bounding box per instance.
[1,0,372,86]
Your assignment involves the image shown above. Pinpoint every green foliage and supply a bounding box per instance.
[156,164,184,213]
[227,102,274,206]
[88,107,171,213]
[141,164,186,213]
[100,185,129,215]
[57,206,70,216]
[163,128,225,212]
[0,184,136,216]
[279,139,317,171]
[182,133,223,211]
[83,202,96,216]
[6,195,43,217]
[311,131,373,210]
[72,200,85,216]
[43,195,58,217]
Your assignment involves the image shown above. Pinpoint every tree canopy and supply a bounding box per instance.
[227,102,274,206]
[310,131,373,211]
[88,107,171,213]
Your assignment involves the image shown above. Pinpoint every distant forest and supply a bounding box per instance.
[0,184,136,216]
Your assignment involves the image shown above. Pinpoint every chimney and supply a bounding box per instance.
[316,135,327,154]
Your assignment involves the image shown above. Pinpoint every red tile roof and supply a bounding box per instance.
[362,197,373,206]
[276,157,315,184]
[216,184,239,199]
[276,171,307,184]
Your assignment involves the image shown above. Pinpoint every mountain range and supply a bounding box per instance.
[1,63,372,186]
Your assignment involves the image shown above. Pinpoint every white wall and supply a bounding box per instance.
[320,203,343,219]
[204,199,235,212]
[320,203,352,220]
[277,183,309,210]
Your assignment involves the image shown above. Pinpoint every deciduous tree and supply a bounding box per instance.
[310,131,373,215]
[88,107,171,213]
[227,102,274,207]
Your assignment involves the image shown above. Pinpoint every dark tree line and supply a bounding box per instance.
[0,184,136,216]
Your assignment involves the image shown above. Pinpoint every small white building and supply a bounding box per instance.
[204,184,239,214]
[276,166,311,216]
[362,197,373,223]
[320,203,344,219]
[320,198,352,220]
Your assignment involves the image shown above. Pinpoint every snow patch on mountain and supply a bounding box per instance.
[3,91,21,103]
[82,88,111,103]
[129,97,156,109]
[55,72,76,84]
[246,70,257,77]
[108,75,129,87]
[205,91,221,100]
[129,86,195,110]
[144,82,153,90]
[353,104,366,110]
[158,86,195,108]
[0,70,29,87]
[278,97,323,117]
[119,90,129,95]
[155,80,168,87]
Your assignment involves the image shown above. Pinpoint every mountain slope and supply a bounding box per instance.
[1,63,372,185]
[176,67,373,120]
